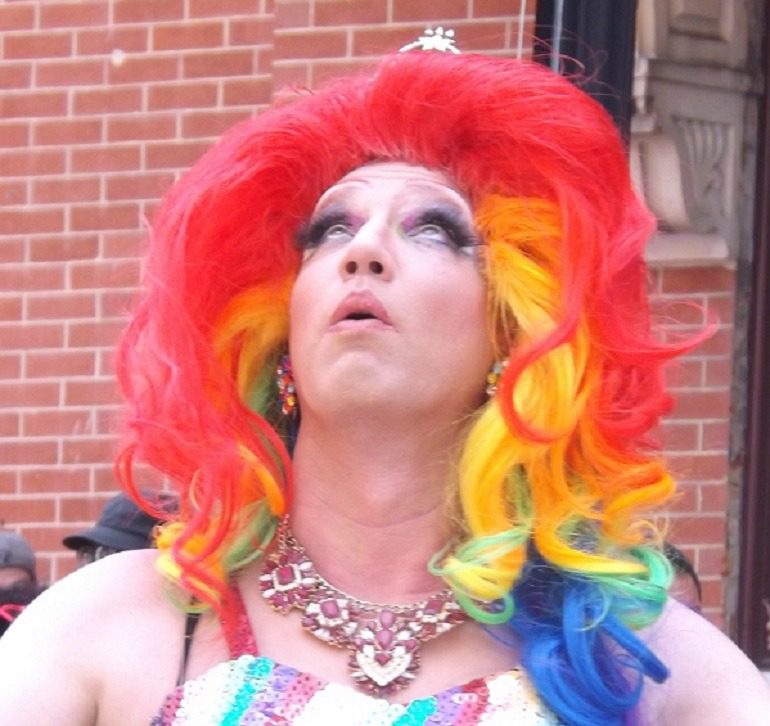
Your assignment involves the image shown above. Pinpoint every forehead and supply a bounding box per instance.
[316,162,466,206]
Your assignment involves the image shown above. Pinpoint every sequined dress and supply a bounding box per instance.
[152,589,559,725]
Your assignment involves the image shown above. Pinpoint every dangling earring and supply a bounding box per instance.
[276,354,297,415]
[486,360,508,397]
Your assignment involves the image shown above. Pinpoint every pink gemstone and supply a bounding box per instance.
[276,565,296,586]
[375,629,394,649]
[379,610,395,628]
[425,598,442,614]
[321,599,340,618]
[375,652,390,665]
[404,639,417,651]
[422,623,436,636]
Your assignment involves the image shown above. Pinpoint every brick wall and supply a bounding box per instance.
[0,0,733,626]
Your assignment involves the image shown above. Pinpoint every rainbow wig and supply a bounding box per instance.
[116,51,702,724]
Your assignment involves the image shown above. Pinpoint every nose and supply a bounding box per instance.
[338,221,394,281]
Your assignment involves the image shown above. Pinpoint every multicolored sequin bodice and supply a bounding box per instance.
[152,589,559,725]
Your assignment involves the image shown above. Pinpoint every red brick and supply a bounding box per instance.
[1,92,68,118]
[661,267,734,294]
[36,59,105,87]
[0,471,16,495]
[148,82,218,110]
[32,178,101,205]
[706,295,734,324]
[22,410,92,438]
[0,412,19,437]
[230,17,274,45]
[223,77,272,105]
[275,0,309,26]
[700,483,728,512]
[102,231,145,258]
[698,327,732,357]
[0,149,65,177]
[0,495,57,521]
[182,50,254,78]
[664,357,704,389]
[391,0,466,20]
[107,115,176,142]
[271,63,310,93]
[0,122,30,148]
[315,0,386,26]
[671,390,730,419]
[73,86,142,114]
[145,141,211,169]
[71,146,141,172]
[0,297,22,321]
[669,515,726,545]
[27,292,97,319]
[256,46,275,74]
[0,180,26,205]
[70,204,139,231]
[32,118,103,147]
[702,421,728,451]
[182,110,252,138]
[700,578,724,610]
[0,208,64,235]
[696,546,726,577]
[0,354,21,379]
[62,438,118,465]
[0,240,24,263]
[0,63,32,89]
[659,422,699,451]
[705,358,732,387]
[108,55,179,84]
[65,379,121,405]
[0,381,58,408]
[4,32,73,59]
[0,265,64,292]
[0,4,35,30]
[77,27,149,55]
[21,524,81,550]
[69,260,140,289]
[68,320,125,347]
[40,2,109,27]
[20,468,90,494]
[351,24,435,56]
[274,29,347,59]
[310,58,377,85]
[668,453,728,482]
[94,406,122,431]
[106,173,174,201]
[100,289,138,317]
[59,494,113,522]
[31,235,100,264]
[27,350,96,378]
[189,0,260,16]
[52,556,78,580]
[114,0,184,23]
[668,483,697,513]
[475,0,535,16]
[650,297,705,327]
[0,323,64,351]
[153,21,224,51]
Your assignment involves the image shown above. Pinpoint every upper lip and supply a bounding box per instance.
[331,290,392,326]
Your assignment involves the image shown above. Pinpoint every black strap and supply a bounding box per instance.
[175,611,202,687]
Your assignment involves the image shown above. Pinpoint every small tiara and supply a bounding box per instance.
[399,26,460,54]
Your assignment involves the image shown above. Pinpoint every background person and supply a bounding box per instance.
[0,530,40,637]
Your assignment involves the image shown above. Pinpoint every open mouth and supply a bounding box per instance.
[331,291,392,328]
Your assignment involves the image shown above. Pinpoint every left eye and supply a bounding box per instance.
[412,223,450,242]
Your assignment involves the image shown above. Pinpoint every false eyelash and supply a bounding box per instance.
[295,206,351,250]
[408,205,480,249]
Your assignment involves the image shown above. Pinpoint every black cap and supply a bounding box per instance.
[0,530,36,581]
[62,494,167,552]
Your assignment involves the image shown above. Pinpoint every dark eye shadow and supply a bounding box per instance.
[406,204,480,249]
[295,204,351,250]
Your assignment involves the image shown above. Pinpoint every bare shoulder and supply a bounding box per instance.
[0,549,185,726]
[639,599,770,725]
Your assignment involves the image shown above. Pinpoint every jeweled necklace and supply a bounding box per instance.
[258,517,468,697]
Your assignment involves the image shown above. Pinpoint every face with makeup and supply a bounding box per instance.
[288,162,494,424]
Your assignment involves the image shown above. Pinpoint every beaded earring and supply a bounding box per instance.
[485,360,508,397]
[276,354,297,415]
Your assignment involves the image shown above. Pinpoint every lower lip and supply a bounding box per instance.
[329,319,393,332]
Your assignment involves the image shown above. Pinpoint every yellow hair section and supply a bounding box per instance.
[443,195,671,609]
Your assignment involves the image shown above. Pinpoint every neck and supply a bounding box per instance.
[288,410,467,603]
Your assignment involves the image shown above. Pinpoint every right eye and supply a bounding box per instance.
[297,209,356,250]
